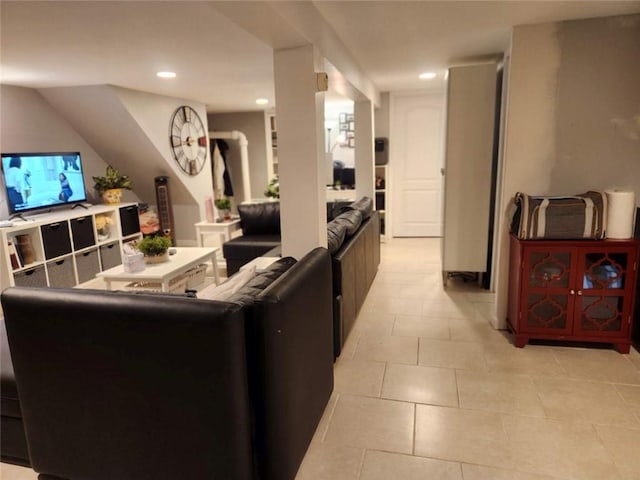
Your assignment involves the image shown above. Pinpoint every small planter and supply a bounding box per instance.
[144,252,169,264]
[101,188,122,205]
[137,235,172,264]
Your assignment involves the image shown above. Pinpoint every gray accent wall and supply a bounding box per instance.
[552,15,640,193]
[494,14,640,329]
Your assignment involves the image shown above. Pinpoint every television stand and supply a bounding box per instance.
[71,203,90,210]
[1,203,142,292]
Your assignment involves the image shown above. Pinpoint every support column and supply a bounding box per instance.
[354,99,375,200]
[274,45,327,258]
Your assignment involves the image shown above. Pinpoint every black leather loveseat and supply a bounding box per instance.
[1,247,333,480]
[222,202,281,276]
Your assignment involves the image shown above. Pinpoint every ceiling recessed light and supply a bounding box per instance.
[419,72,437,80]
[157,71,176,79]
[256,98,269,105]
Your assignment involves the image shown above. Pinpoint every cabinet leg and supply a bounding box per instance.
[614,343,631,354]
[513,336,528,348]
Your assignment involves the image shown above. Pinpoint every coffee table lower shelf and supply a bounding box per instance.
[96,247,219,293]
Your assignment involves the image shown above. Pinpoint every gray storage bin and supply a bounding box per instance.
[47,256,75,288]
[75,248,101,284]
[14,266,47,288]
[99,242,122,270]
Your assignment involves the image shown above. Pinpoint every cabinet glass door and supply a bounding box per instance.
[577,250,631,337]
[525,293,570,331]
[581,251,627,290]
[522,249,574,334]
[579,295,625,334]
[527,251,572,288]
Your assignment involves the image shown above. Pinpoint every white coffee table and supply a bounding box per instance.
[96,247,220,292]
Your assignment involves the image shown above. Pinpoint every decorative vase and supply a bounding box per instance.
[15,234,35,265]
[144,252,169,264]
[102,188,122,205]
[97,225,111,241]
[223,209,231,221]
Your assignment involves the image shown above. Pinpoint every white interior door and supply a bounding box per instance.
[390,92,445,237]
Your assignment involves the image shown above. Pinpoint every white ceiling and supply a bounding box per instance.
[1,1,639,112]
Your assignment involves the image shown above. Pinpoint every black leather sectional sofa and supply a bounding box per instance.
[222,197,380,358]
[1,247,334,480]
[327,198,380,357]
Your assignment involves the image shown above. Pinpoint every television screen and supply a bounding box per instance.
[1,152,88,215]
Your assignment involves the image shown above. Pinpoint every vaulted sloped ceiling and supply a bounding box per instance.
[38,85,199,206]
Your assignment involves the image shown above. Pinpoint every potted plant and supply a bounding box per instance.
[136,235,172,263]
[92,165,133,204]
[264,176,279,199]
[214,197,232,221]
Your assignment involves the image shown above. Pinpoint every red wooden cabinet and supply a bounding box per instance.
[507,235,639,353]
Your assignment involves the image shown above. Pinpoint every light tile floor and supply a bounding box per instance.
[295,238,640,480]
[3,238,640,480]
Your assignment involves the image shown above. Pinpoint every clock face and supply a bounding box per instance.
[169,105,208,176]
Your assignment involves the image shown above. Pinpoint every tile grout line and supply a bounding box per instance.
[412,402,417,456]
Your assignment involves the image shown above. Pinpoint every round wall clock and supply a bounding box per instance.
[169,105,208,176]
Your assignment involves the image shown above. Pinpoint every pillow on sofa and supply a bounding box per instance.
[333,210,363,237]
[327,221,347,255]
[197,265,257,301]
[238,202,281,235]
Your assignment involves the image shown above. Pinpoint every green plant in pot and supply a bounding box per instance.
[137,235,172,263]
[264,176,279,199]
[214,197,232,221]
[92,165,133,205]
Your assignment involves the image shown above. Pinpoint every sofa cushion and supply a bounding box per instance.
[333,209,363,237]
[238,202,280,235]
[226,257,297,306]
[327,200,353,221]
[350,196,373,220]
[327,221,347,255]
[245,257,297,289]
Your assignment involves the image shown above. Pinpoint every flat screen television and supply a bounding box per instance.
[1,152,88,216]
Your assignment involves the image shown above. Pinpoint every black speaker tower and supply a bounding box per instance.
[154,176,175,245]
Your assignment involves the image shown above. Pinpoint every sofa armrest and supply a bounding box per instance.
[248,247,334,480]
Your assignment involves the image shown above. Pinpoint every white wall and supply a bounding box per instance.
[208,111,269,205]
[325,99,354,167]
[0,85,136,219]
[115,87,213,243]
[494,14,640,329]
[374,92,390,139]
